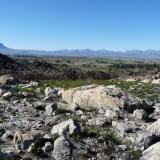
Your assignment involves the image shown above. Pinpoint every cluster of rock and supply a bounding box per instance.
[0,76,160,159]
[126,74,160,84]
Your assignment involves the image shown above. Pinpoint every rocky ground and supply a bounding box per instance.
[1,75,160,159]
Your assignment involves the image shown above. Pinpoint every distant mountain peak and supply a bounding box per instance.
[0,43,8,49]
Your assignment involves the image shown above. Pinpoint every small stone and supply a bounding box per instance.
[143,98,154,113]
[1,131,14,142]
[57,101,69,110]
[42,142,53,152]
[66,113,71,116]
[45,103,57,116]
[45,87,57,98]
[27,143,35,153]
[98,108,105,114]
[51,119,79,136]
[12,100,19,104]
[33,101,45,110]
[30,81,38,87]
[86,117,107,126]
[133,109,148,120]
[76,110,83,116]
[0,89,4,96]
[81,115,87,120]
[0,129,5,137]
[2,92,12,99]
[57,89,64,96]
[104,109,117,120]
[43,134,52,140]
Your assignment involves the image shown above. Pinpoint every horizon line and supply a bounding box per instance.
[1,43,160,53]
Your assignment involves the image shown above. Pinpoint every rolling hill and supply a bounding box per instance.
[0,43,160,59]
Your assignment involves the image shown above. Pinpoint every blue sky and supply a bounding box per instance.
[0,0,160,51]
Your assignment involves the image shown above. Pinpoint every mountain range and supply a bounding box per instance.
[0,43,160,59]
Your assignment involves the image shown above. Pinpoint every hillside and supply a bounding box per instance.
[0,53,24,74]
[0,53,112,80]
[1,43,160,59]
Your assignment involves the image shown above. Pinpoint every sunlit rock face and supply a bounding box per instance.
[62,84,141,111]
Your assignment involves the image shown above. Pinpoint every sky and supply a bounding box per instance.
[0,0,160,51]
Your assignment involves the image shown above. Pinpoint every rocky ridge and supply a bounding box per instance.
[0,76,160,159]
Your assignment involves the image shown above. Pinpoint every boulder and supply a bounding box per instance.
[22,92,34,97]
[45,103,57,115]
[86,116,107,126]
[140,142,160,160]
[133,109,148,120]
[0,74,18,85]
[62,84,141,111]
[0,128,5,137]
[33,101,46,110]
[29,81,38,87]
[1,131,14,142]
[42,142,53,153]
[0,89,4,96]
[152,79,160,84]
[2,92,12,99]
[51,119,79,137]
[52,136,73,160]
[112,121,126,138]
[112,120,145,142]
[57,101,69,110]
[58,89,64,96]
[35,87,42,94]
[75,110,84,116]
[44,87,58,101]
[45,87,57,97]
[104,109,117,120]
[136,132,160,150]
[141,79,150,83]
[143,98,154,113]
[126,78,136,82]
[147,118,160,136]
[150,105,160,120]
[13,130,43,152]
[0,149,15,160]
[52,135,86,160]
[19,81,38,89]
[155,103,160,107]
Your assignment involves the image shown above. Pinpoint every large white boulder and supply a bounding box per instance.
[62,84,141,111]
[140,142,160,160]
[147,118,160,136]
[52,135,86,160]
[52,136,71,160]
[51,119,79,136]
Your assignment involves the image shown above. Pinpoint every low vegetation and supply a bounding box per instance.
[38,79,160,101]
[2,53,160,81]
